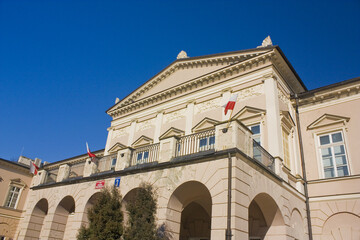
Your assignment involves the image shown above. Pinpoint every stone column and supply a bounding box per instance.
[115,148,133,170]
[56,164,70,182]
[83,159,98,177]
[159,136,178,163]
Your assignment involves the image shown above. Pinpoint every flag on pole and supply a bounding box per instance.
[30,161,38,175]
[86,142,97,159]
[223,94,238,115]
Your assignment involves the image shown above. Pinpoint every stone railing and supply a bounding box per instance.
[33,120,280,186]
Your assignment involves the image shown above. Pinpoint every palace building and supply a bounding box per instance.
[11,39,360,240]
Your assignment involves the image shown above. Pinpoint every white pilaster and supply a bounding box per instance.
[185,101,194,135]
[104,128,114,155]
[127,120,137,146]
[154,111,163,143]
[264,75,282,158]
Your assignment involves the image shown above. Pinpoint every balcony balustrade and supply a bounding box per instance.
[130,143,160,167]
[175,129,215,157]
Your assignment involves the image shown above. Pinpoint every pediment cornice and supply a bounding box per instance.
[108,50,276,118]
[108,142,127,153]
[132,135,153,148]
[159,127,185,140]
[192,117,220,132]
[307,114,350,130]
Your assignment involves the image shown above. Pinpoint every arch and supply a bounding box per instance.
[122,187,142,226]
[248,193,286,240]
[290,208,305,240]
[49,195,75,240]
[321,212,360,240]
[81,192,102,227]
[166,181,212,240]
[24,198,48,239]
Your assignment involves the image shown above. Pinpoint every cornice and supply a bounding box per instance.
[294,83,360,107]
[108,51,276,119]
[43,152,104,171]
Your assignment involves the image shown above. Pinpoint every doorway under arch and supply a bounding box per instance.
[248,193,286,240]
[81,192,102,227]
[24,198,48,239]
[167,181,212,240]
[49,195,75,240]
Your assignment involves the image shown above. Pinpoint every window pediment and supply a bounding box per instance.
[132,135,153,148]
[280,111,296,131]
[233,106,266,122]
[307,114,350,130]
[159,127,185,140]
[10,178,27,188]
[192,118,219,133]
[108,142,127,153]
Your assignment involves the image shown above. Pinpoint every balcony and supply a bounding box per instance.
[34,120,277,186]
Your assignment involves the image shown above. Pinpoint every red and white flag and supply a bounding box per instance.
[86,142,97,159]
[30,161,38,175]
[223,94,238,115]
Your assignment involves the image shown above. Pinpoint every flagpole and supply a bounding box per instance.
[226,109,234,129]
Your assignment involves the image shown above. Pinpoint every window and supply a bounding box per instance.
[5,185,21,208]
[110,158,117,170]
[199,135,215,151]
[282,128,290,168]
[249,124,261,161]
[137,150,149,163]
[318,131,349,178]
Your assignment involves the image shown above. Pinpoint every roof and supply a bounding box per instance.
[297,76,360,98]
[106,45,307,113]
[0,157,30,169]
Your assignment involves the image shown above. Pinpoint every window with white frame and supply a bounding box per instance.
[110,158,117,170]
[4,185,21,208]
[248,124,261,160]
[199,135,215,151]
[137,150,149,163]
[318,131,349,178]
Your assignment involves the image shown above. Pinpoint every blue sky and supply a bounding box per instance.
[1,0,359,163]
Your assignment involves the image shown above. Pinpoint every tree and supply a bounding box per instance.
[123,183,160,240]
[77,186,123,240]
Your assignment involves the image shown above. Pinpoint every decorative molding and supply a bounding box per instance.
[136,118,156,132]
[194,98,221,114]
[159,127,185,140]
[112,127,129,139]
[192,117,220,132]
[233,106,266,122]
[132,135,153,148]
[108,142,127,153]
[163,109,186,123]
[307,114,350,130]
[237,85,264,101]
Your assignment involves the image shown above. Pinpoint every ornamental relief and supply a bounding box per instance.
[112,127,129,139]
[194,98,221,114]
[164,109,186,123]
[237,85,263,101]
[278,89,291,105]
[136,118,156,131]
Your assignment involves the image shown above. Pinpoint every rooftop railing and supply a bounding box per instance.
[175,129,215,157]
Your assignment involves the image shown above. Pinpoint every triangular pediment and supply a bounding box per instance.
[107,47,275,114]
[108,142,127,153]
[132,135,153,147]
[159,127,185,140]
[280,111,296,130]
[192,118,220,132]
[307,114,350,130]
[233,106,266,121]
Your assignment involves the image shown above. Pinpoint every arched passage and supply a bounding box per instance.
[321,212,360,240]
[49,196,75,240]
[166,181,212,240]
[81,192,102,227]
[248,193,286,240]
[122,187,141,226]
[24,198,48,239]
